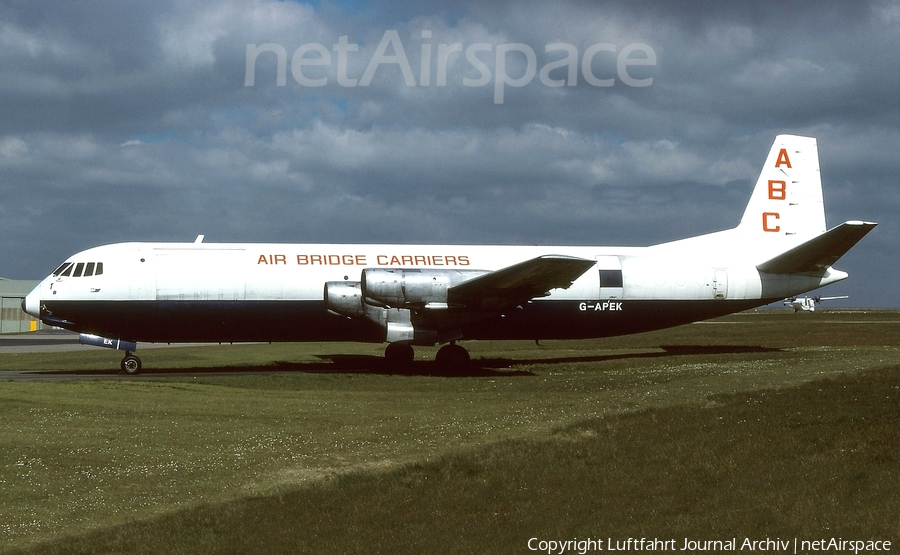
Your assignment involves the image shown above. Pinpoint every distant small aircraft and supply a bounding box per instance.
[784,295,849,312]
[22,135,876,374]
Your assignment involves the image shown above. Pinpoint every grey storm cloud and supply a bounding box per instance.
[1,0,897,307]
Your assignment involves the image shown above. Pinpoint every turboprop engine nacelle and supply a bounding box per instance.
[325,268,490,345]
[360,268,489,308]
[323,281,365,318]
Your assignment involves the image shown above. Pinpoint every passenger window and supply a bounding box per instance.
[85,262,96,277]
[95,262,103,276]
[73,263,85,278]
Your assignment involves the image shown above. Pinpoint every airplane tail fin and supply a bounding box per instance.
[737,134,826,245]
[651,135,875,273]
[736,135,878,273]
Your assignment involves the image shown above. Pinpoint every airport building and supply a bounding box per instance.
[0,278,44,333]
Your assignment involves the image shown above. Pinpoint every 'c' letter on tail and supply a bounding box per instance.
[763,212,781,232]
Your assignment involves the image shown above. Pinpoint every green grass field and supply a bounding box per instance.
[1,310,898,553]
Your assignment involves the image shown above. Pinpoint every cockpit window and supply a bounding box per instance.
[52,261,104,278]
[53,262,73,276]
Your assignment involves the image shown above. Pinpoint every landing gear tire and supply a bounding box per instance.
[435,343,470,373]
[384,342,415,368]
[121,353,142,375]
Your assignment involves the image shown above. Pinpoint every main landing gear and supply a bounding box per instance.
[384,342,415,366]
[121,352,142,375]
[434,343,470,369]
[383,342,471,372]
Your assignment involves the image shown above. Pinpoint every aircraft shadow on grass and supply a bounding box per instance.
[38,345,783,379]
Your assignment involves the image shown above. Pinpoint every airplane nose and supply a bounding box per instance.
[23,287,41,318]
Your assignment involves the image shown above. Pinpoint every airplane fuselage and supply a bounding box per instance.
[25,241,839,344]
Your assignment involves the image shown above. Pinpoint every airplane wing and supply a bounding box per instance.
[757,221,877,274]
[447,255,596,311]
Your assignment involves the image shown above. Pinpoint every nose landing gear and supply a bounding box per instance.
[120,352,142,375]
[78,334,142,375]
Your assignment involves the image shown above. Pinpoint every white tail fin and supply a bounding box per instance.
[737,134,826,243]
[651,135,874,269]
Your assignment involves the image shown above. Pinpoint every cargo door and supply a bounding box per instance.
[596,255,624,299]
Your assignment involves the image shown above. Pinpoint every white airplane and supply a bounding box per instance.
[23,135,875,374]
[784,295,849,312]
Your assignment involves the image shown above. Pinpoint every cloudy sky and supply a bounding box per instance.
[2,0,898,307]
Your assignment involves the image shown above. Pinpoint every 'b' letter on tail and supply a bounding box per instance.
[768,180,786,200]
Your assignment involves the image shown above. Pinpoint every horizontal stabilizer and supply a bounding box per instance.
[757,221,877,274]
[449,255,595,311]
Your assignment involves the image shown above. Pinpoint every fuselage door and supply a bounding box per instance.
[713,269,728,300]
[596,255,624,299]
